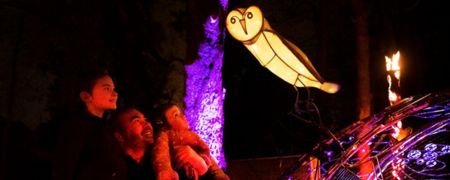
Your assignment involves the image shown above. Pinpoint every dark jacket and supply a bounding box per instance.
[52,111,128,180]
[125,149,156,180]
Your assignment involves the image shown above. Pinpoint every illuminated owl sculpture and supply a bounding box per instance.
[226,6,340,94]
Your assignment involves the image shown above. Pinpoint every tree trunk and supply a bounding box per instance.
[352,0,373,179]
[352,0,371,120]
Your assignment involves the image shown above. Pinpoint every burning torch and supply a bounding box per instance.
[385,51,401,105]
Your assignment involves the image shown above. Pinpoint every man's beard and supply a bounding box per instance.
[127,134,150,150]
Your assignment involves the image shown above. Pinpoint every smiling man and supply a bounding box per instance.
[112,107,164,180]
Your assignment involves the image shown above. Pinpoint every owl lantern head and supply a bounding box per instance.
[226,6,264,42]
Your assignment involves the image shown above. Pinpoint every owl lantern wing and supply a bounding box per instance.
[244,28,340,94]
[273,31,340,94]
[279,34,324,82]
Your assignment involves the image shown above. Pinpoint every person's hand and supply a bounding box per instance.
[183,163,199,180]
[199,153,212,167]
[157,169,178,180]
[174,146,208,176]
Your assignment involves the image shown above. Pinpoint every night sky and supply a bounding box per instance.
[1,0,450,177]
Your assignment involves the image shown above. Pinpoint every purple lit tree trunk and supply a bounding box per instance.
[184,1,228,168]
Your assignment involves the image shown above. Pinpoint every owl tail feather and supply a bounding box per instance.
[320,82,340,94]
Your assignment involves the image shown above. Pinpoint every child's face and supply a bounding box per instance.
[87,75,118,111]
[165,105,189,130]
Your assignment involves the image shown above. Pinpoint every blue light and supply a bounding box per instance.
[407,150,422,159]
[426,160,437,168]
[423,152,438,161]
[425,143,437,151]
[442,146,450,154]
[416,159,425,165]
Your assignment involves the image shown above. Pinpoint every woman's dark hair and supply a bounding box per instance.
[76,68,111,94]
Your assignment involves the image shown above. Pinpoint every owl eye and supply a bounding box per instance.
[247,12,253,19]
[230,17,236,24]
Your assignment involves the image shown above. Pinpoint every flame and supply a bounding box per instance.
[392,51,400,71]
[385,57,392,71]
[386,51,409,141]
[386,51,401,105]
[385,51,400,70]
[389,91,399,104]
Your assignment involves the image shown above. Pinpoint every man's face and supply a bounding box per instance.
[164,105,189,130]
[119,108,154,149]
[86,75,118,111]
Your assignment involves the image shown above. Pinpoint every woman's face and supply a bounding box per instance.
[86,75,118,111]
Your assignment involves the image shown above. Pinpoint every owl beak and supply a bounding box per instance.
[239,19,248,35]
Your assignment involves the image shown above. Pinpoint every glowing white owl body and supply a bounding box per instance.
[226,6,340,94]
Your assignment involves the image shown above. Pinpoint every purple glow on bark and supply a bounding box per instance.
[184,13,227,168]
[220,0,228,9]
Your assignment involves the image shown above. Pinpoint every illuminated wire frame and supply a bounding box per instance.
[280,91,450,179]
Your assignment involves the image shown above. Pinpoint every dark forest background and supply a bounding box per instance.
[1,0,450,178]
